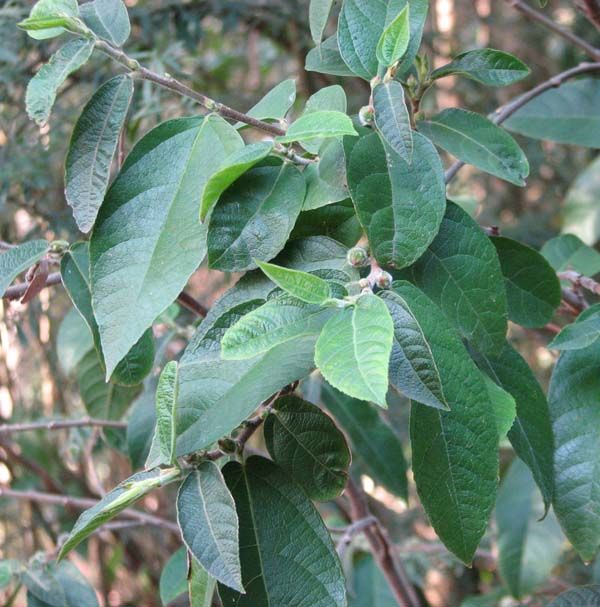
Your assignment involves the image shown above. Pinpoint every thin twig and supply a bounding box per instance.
[559,270,600,296]
[0,417,127,434]
[335,515,377,559]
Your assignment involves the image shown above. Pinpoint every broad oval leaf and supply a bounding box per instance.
[80,0,130,46]
[90,115,242,377]
[238,79,296,126]
[20,0,78,40]
[373,81,413,162]
[276,110,357,144]
[541,233,600,275]
[345,130,445,269]
[207,161,305,272]
[549,310,600,350]
[376,5,410,67]
[218,456,346,607]
[65,75,134,233]
[26,38,94,126]
[305,36,356,77]
[309,0,335,44]
[177,462,242,591]
[264,395,350,501]
[146,361,178,467]
[300,86,348,154]
[431,48,530,87]
[549,586,600,606]
[256,260,331,304]
[315,293,394,407]
[505,79,600,148]
[418,108,529,186]
[0,239,47,296]
[492,236,561,328]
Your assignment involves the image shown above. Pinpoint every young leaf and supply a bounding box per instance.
[0,240,47,297]
[65,75,134,233]
[373,81,413,162]
[26,39,94,126]
[19,0,79,40]
[188,557,216,607]
[345,131,445,269]
[276,110,357,144]
[380,290,448,410]
[90,115,242,378]
[256,260,331,304]
[80,0,130,46]
[496,459,564,599]
[548,586,600,606]
[305,35,356,78]
[492,236,561,328]
[177,463,243,591]
[199,142,273,221]
[59,468,181,559]
[207,162,306,272]
[505,79,600,147]
[300,85,348,154]
[549,310,600,350]
[237,79,296,126]
[376,5,410,67]
[541,233,600,275]
[322,383,408,500]
[263,395,351,501]
[431,48,530,87]
[403,201,508,354]
[418,108,529,186]
[315,293,394,407]
[394,282,499,564]
[483,376,516,439]
[218,457,346,607]
[159,548,188,607]
[303,139,348,210]
[309,0,335,44]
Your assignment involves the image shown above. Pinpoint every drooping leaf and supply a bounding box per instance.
[256,260,332,304]
[349,554,397,607]
[80,0,130,46]
[264,395,350,501]
[199,142,273,221]
[380,290,448,410]
[218,457,346,607]
[431,48,530,87]
[393,282,498,563]
[300,86,348,154]
[321,383,408,499]
[19,0,78,39]
[496,458,564,599]
[159,548,188,607]
[292,200,362,248]
[403,201,508,353]
[65,75,134,233]
[26,39,94,126]
[57,308,95,375]
[373,81,413,162]
[207,161,305,272]
[238,79,296,126]
[146,361,178,467]
[418,108,529,186]
[0,240,47,297]
[345,130,445,268]
[483,376,516,439]
[177,463,242,591]
[303,139,348,210]
[277,110,357,144]
[548,586,600,606]
[90,115,241,377]
[305,35,356,77]
[376,5,410,67]
[549,310,600,350]
[59,468,181,559]
[491,236,561,328]
[188,557,216,607]
[309,0,335,43]
[505,79,600,148]
[315,293,394,407]
[541,233,600,275]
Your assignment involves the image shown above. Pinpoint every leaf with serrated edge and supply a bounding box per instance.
[256,260,331,304]
[373,81,413,162]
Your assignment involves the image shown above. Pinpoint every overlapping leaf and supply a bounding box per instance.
[0,240,47,297]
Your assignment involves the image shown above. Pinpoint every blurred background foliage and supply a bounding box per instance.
[1,1,600,606]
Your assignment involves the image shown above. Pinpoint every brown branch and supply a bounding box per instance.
[0,417,127,434]
[559,270,600,297]
[574,0,600,31]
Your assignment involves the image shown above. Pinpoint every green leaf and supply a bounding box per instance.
[402,201,508,353]
[0,560,19,591]
[237,79,296,126]
[349,554,397,607]
[418,108,529,186]
[505,79,600,148]
[177,463,243,591]
[276,110,357,144]
[292,200,362,247]
[160,548,188,606]
[19,0,78,39]
[189,557,216,607]
[146,361,178,467]
[207,161,306,272]
[26,39,94,126]
[393,281,498,563]
[264,395,350,501]
[80,0,130,46]
[492,236,561,328]
[376,5,410,67]
[65,75,134,233]
[57,308,95,375]
[127,382,157,469]
[0,239,47,297]
[199,142,273,221]
[496,458,564,599]
[303,139,349,210]
[315,293,394,407]
[59,468,180,559]
[471,342,555,510]
[550,311,600,350]
[256,260,332,304]
[309,0,335,43]
[431,48,530,87]
[218,456,346,607]
[541,234,600,275]
[549,586,600,606]
[561,156,600,245]
[305,36,356,77]
[373,81,413,162]
[483,375,516,439]
[90,115,241,378]
[345,130,445,268]
[321,383,408,499]
[380,290,448,410]
[300,86,348,154]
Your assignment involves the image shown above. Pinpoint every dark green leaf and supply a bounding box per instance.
[80,0,130,46]
[305,36,356,77]
[127,382,157,469]
[349,554,397,607]
[373,81,413,162]
[541,234,600,275]
[549,586,600,606]
[0,240,47,297]
[292,200,362,248]
[238,79,296,126]
[483,375,516,439]
[57,309,94,375]
[160,548,188,606]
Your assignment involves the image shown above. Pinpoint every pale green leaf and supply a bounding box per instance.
[146,361,178,467]
[305,35,356,77]
[159,548,188,606]
[0,240,47,297]
[541,234,600,275]
[80,0,130,46]
[256,260,331,304]
[276,110,357,144]
[373,81,413,162]
[300,85,348,154]
[376,5,410,67]
[237,79,296,127]
[302,139,348,210]
[309,0,335,43]
[19,0,78,39]
[57,308,94,375]
[483,376,516,438]
[189,557,216,607]
[549,310,600,350]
